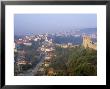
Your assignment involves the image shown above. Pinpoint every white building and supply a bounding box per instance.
[23,43,32,46]
[34,38,38,41]
[45,56,51,60]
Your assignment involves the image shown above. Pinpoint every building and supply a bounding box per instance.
[23,42,32,46]
[45,56,51,60]
[47,68,54,76]
[45,48,55,52]
[60,44,68,48]
[16,59,31,65]
[44,60,50,67]
[14,42,17,52]
[83,36,97,50]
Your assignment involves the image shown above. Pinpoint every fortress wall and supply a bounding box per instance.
[83,36,97,50]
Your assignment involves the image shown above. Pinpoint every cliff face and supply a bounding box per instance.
[83,36,97,50]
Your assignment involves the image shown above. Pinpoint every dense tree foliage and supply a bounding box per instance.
[49,46,97,76]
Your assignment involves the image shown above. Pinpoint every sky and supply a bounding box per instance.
[14,14,97,35]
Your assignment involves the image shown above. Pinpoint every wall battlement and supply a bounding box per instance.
[83,36,97,50]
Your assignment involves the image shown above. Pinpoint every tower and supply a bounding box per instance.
[83,36,97,50]
[83,36,91,48]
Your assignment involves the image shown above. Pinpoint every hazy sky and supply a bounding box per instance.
[14,14,97,35]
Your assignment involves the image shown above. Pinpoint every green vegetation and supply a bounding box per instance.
[49,46,97,76]
[14,41,42,75]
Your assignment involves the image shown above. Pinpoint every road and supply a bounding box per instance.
[18,53,45,76]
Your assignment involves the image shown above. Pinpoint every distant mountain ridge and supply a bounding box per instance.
[79,28,97,34]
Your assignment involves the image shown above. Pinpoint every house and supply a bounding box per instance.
[47,68,54,76]
[23,42,32,46]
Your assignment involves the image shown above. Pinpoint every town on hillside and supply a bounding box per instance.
[14,31,97,76]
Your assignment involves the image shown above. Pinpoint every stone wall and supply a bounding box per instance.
[83,36,97,50]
